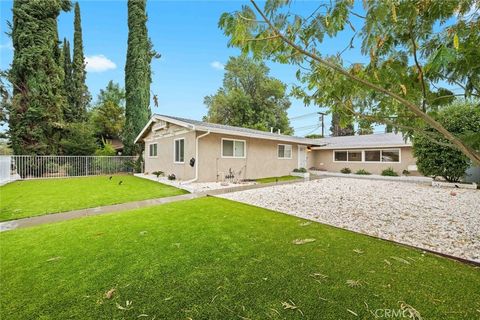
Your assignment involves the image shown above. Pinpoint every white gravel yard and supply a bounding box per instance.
[219,177,480,262]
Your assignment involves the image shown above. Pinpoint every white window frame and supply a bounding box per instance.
[221,138,246,159]
[148,143,158,158]
[277,144,292,159]
[333,148,401,163]
[173,138,185,164]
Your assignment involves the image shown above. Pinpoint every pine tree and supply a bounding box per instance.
[71,2,90,121]
[62,38,75,121]
[8,0,71,154]
[123,0,155,155]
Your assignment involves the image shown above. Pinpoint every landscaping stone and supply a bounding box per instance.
[219,177,480,262]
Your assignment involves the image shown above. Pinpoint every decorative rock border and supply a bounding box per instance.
[432,180,478,190]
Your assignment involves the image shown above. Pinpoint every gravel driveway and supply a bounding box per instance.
[219,177,480,262]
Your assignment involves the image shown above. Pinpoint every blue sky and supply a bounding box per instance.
[0,0,369,136]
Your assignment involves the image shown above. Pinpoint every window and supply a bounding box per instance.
[347,151,362,162]
[148,144,157,157]
[381,150,400,162]
[222,139,245,158]
[365,150,380,162]
[174,139,184,163]
[278,144,292,159]
[334,151,347,161]
[334,151,361,162]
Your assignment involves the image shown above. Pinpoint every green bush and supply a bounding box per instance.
[340,167,351,174]
[95,141,117,156]
[381,167,398,176]
[402,170,410,176]
[293,167,307,173]
[355,169,371,175]
[152,171,164,178]
[413,102,479,182]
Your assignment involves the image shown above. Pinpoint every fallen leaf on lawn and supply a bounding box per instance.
[173,243,181,248]
[137,314,149,318]
[164,296,173,301]
[384,259,391,265]
[105,288,116,299]
[282,300,297,310]
[139,231,147,236]
[399,301,422,320]
[346,279,363,288]
[46,256,62,262]
[347,309,358,316]
[116,300,133,311]
[299,222,311,227]
[270,308,280,315]
[391,256,410,265]
[310,273,328,280]
[353,249,364,254]
[292,238,316,245]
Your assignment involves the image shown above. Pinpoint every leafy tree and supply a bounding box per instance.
[204,56,293,134]
[304,133,323,139]
[413,101,480,182]
[71,2,90,121]
[90,81,125,141]
[8,0,71,155]
[219,0,480,165]
[330,112,354,136]
[357,118,374,135]
[123,0,158,155]
[60,122,97,155]
[61,38,75,121]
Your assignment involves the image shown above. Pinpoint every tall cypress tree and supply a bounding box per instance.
[123,0,154,155]
[71,2,90,121]
[8,0,71,155]
[62,38,75,121]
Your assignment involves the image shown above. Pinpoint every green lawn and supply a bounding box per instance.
[0,175,187,221]
[256,175,301,184]
[0,197,478,319]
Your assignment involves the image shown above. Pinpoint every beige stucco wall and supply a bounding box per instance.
[196,132,308,182]
[143,124,196,180]
[309,147,418,175]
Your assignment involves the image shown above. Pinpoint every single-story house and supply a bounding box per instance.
[135,114,418,182]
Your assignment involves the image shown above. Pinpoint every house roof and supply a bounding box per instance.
[312,132,411,150]
[135,114,411,149]
[135,114,323,145]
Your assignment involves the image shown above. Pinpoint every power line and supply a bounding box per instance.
[289,112,319,121]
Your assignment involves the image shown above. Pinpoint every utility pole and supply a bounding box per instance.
[318,112,326,137]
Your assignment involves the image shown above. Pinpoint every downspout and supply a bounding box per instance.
[183,130,210,183]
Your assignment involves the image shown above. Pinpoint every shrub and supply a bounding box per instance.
[168,173,176,180]
[95,140,117,156]
[402,169,410,176]
[293,167,307,173]
[413,101,480,182]
[340,167,351,174]
[152,171,164,178]
[355,169,371,175]
[381,167,398,176]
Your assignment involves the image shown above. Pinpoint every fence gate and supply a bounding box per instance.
[0,156,11,185]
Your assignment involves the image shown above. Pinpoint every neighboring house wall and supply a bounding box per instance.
[197,132,307,182]
[143,124,196,180]
[310,147,418,175]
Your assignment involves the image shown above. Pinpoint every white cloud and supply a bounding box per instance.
[210,61,224,70]
[85,55,116,72]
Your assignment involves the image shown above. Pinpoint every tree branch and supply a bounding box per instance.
[410,30,428,112]
[249,0,480,165]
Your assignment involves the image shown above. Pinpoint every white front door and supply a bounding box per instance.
[298,145,307,169]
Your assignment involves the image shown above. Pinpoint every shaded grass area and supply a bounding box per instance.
[0,175,187,221]
[1,197,479,319]
[256,175,301,184]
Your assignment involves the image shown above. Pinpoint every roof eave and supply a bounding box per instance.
[311,143,412,150]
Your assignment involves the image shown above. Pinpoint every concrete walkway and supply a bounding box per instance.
[0,177,315,232]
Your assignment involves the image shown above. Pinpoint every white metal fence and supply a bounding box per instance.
[0,155,138,182]
[0,156,11,185]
